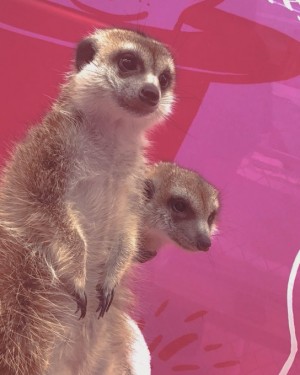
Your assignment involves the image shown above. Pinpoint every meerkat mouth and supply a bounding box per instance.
[117,97,158,117]
[169,234,197,252]
[171,235,210,253]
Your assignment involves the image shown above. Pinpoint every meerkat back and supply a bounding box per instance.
[0,29,175,375]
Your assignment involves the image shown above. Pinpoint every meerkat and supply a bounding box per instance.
[119,162,219,374]
[136,162,219,263]
[0,28,175,375]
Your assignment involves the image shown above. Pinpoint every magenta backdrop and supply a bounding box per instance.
[1,1,300,374]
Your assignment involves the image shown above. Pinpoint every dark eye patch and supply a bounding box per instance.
[159,70,172,90]
[208,210,217,226]
[118,53,138,72]
[114,50,143,74]
[168,196,190,214]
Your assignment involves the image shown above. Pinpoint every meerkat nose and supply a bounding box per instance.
[196,235,211,251]
[139,84,160,106]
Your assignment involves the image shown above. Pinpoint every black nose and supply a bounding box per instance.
[196,235,211,251]
[139,84,160,106]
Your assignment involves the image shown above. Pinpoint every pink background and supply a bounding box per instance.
[1,1,300,374]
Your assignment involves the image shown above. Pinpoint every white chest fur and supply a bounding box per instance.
[65,119,144,307]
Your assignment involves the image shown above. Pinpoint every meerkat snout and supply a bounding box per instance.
[72,29,175,123]
[139,83,160,106]
[196,233,211,251]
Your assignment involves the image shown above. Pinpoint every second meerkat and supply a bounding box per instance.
[137,162,219,263]
[0,29,175,374]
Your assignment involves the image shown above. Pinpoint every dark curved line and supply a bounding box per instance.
[71,0,148,22]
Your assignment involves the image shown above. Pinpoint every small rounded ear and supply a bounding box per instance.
[75,37,97,72]
[144,179,155,201]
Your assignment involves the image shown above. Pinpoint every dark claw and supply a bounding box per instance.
[73,291,87,320]
[96,286,115,319]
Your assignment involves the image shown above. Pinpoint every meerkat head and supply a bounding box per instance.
[143,162,219,252]
[72,28,175,127]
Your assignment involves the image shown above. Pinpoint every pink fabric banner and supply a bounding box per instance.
[1,1,300,373]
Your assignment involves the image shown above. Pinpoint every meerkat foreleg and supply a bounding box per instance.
[54,232,87,319]
[96,230,137,318]
[37,207,88,319]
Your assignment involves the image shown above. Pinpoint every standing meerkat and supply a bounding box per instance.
[0,29,175,374]
[136,162,219,263]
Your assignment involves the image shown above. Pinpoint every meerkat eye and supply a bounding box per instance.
[208,210,217,226]
[170,198,187,213]
[159,71,171,89]
[118,53,138,72]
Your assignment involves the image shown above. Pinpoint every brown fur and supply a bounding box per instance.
[0,29,175,374]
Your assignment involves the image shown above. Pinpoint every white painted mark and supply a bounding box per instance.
[268,0,300,10]
[127,315,151,375]
[279,250,300,375]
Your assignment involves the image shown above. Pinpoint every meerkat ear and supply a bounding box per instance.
[144,179,155,201]
[75,37,97,72]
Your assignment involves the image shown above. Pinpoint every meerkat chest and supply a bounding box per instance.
[76,127,140,179]
[69,129,141,228]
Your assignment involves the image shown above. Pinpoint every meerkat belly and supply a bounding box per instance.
[70,172,136,292]
[47,175,136,374]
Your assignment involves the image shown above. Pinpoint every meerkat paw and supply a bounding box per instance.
[72,290,87,319]
[64,275,87,319]
[62,276,87,319]
[96,285,115,319]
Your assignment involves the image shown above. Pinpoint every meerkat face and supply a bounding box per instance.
[144,163,219,252]
[72,29,175,127]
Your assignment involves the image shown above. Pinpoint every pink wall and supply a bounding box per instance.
[1,1,300,373]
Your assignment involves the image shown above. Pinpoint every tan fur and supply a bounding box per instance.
[136,162,219,262]
[0,29,175,374]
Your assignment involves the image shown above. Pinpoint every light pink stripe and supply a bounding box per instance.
[0,21,75,48]
[176,64,247,76]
